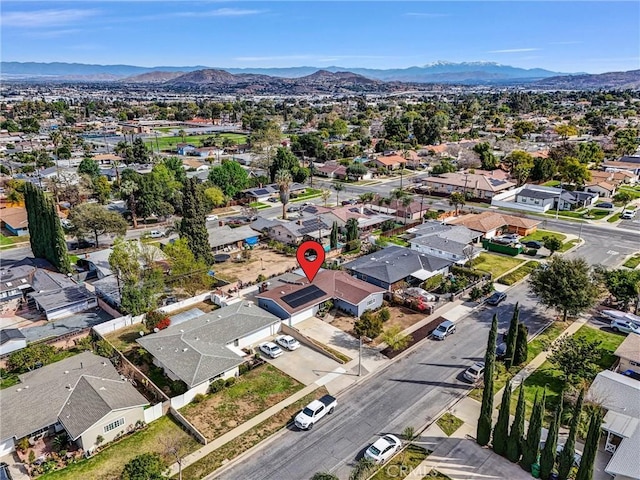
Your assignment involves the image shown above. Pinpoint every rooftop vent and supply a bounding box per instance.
[99,387,106,391]
[24,385,29,389]
[182,348,188,352]
[64,370,69,374]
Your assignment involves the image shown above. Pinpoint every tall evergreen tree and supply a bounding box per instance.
[504,303,520,368]
[330,221,338,250]
[521,388,546,472]
[557,389,585,480]
[575,407,604,480]
[179,178,213,264]
[24,182,71,273]
[540,396,563,479]
[492,378,512,456]
[513,323,529,366]
[507,384,526,463]
[477,313,498,446]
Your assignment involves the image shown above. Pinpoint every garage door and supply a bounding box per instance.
[289,306,317,326]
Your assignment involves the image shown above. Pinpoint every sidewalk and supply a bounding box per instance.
[404,315,589,480]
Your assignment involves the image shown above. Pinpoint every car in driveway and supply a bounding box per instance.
[149,230,165,238]
[486,291,507,306]
[364,434,402,463]
[496,341,507,359]
[523,240,543,249]
[432,320,456,340]
[275,335,300,351]
[595,202,614,209]
[206,214,219,222]
[267,197,279,203]
[602,310,640,334]
[259,342,283,358]
[463,362,485,383]
[287,205,302,213]
[610,319,640,335]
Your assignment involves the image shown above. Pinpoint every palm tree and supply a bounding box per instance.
[390,188,407,223]
[177,129,187,143]
[449,192,466,215]
[275,169,293,220]
[401,195,413,224]
[321,189,331,207]
[359,192,374,208]
[120,180,139,228]
[333,182,345,206]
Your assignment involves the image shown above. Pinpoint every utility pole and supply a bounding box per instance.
[555,182,563,220]
[358,335,362,376]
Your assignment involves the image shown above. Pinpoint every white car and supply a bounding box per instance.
[364,434,402,463]
[149,230,165,238]
[621,210,636,220]
[610,319,640,335]
[463,362,485,383]
[432,320,456,340]
[259,342,283,358]
[206,214,219,222]
[275,335,300,351]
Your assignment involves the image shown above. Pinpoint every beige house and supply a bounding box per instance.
[420,172,515,200]
[615,333,640,379]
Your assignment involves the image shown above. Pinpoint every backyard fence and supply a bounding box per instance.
[169,407,208,445]
[92,313,145,335]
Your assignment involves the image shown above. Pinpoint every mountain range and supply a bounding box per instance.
[1,61,568,84]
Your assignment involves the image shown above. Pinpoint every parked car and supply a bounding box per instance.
[502,233,520,241]
[432,320,456,340]
[68,239,96,250]
[621,209,636,220]
[595,202,614,209]
[267,197,279,203]
[0,462,13,480]
[539,441,582,466]
[523,240,543,249]
[341,199,358,206]
[610,319,640,335]
[287,205,302,213]
[463,362,485,383]
[206,214,219,222]
[259,342,283,358]
[486,291,507,306]
[364,434,402,463]
[294,394,337,430]
[275,335,300,351]
[496,342,507,359]
[492,236,514,245]
[149,230,165,238]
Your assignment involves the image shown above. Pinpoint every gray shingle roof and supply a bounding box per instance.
[207,225,258,249]
[518,188,558,200]
[0,328,26,345]
[0,352,120,441]
[58,376,148,440]
[587,370,640,418]
[605,426,640,478]
[344,246,452,284]
[30,285,95,312]
[137,301,280,388]
[409,235,476,257]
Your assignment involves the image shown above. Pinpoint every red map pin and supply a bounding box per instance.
[296,240,325,283]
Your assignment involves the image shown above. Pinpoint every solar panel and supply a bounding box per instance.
[253,189,270,196]
[282,285,327,309]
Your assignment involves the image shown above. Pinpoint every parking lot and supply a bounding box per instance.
[262,343,344,385]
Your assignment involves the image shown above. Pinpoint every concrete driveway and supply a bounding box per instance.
[263,343,344,386]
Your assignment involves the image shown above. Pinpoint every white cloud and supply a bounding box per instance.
[404,12,450,18]
[177,8,263,18]
[488,48,541,54]
[1,9,99,27]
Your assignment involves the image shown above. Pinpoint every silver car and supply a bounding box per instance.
[432,320,456,340]
[463,362,485,383]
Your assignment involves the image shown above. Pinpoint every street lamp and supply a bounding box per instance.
[555,182,563,220]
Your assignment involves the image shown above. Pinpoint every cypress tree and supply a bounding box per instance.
[179,178,213,264]
[558,389,585,480]
[24,183,71,273]
[540,396,563,480]
[575,407,604,480]
[513,323,529,366]
[521,388,546,472]
[330,221,338,250]
[507,384,526,463]
[492,378,512,456]
[504,302,520,368]
[477,313,498,446]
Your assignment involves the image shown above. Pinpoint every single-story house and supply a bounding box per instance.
[558,190,599,210]
[241,183,306,202]
[603,156,640,175]
[182,158,209,171]
[0,264,35,303]
[615,333,640,380]
[587,370,640,480]
[0,352,147,456]
[515,187,558,212]
[584,181,616,198]
[0,328,27,356]
[84,243,167,280]
[408,222,482,264]
[371,154,407,171]
[492,183,598,213]
[256,270,385,324]
[448,211,541,238]
[419,172,516,201]
[315,162,348,180]
[344,245,452,291]
[265,217,331,245]
[137,301,281,392]
[317,204,394,233]
[176,144,197,156]
[92,153,123,165]
[29,285,98,321]
[0,207,29,236]
[207,225,259,252]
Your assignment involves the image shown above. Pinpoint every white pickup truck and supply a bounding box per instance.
[294,394,337,430]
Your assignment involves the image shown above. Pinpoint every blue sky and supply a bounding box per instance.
[2,1,639,74]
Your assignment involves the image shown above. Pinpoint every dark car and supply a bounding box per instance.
[341,199,358,206]
[595,202,614,209]
[0,462,13,480]
[487,291,507,306]
[496,342,507,359]
[68,239,96,250]
[523,240,543,249]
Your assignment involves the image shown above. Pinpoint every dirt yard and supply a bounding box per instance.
[330,305,428,345]
[214,247,299,286]
[180,364,304,441]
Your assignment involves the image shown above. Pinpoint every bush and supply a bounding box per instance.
[354,311,383,339]
[524,248,538,256]
[94,339,115,358]
[225,377,236,387]
[344,239,361,253]
[256,274,267,283]
[239,363,250,375]
[145,310,169,331]
[208,378,226,394]
[169,380,187,396]
[17,437,29,452]
[451,265,482,280]
[469,286,483,301]
[482,281,494,295]
[423,273,443,291]
[378,307,391,322]
[381,219,395,232]
[193,393,206,404]
[155,317,171,330]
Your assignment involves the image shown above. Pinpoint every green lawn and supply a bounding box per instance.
[290,188,323,202]
[583,209,611,220]
[0,370,20,390]
[618,186,640,200]
[0,234,26,246]
[436,413,464,437]
[521,229,567,243]
[623,254,640,269]
[607,213,622,223]
[471,253,524,278]
[371,445,430,480]
[180,365,304,441]
[511,324,625,420]
[379,235,410,247]
[41,416,199,480]
[542,180,561,187]
[497,261,540,286]
[560,239,581,252]
[248,202,270,210]
[103,324,149,353]
[145,133,247,151]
